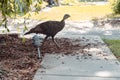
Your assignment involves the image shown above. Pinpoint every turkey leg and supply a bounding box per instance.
[52,37,60,48]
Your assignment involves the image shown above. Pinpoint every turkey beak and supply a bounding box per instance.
[67,15,71,19]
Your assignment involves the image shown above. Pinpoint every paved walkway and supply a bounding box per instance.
[33,35,120,80]
[1,19,120,39]
[63,21,120,39]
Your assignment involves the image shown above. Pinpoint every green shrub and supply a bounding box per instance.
[113,0,120,14]
[0,0,43,31]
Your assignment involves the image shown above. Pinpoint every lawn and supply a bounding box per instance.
[24,3,113,21]
[103,39,120,61]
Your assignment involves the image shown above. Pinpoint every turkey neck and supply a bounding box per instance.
[60,16,67,26]
[61,17,66,22]
[59,18,65,29]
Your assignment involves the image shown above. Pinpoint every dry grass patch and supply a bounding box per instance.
[24,4,113,21]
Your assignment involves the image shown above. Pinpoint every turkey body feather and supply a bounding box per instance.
[38,21,65,36]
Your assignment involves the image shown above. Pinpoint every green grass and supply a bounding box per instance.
[103,39,120,61]
[23,3,113,21]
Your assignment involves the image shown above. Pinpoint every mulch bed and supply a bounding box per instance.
[0,34,86,80]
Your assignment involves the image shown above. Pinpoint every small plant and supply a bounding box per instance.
[91,17,99,26]
[91,17,99,21]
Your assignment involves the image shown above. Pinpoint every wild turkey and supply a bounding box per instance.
[24,14,70,48]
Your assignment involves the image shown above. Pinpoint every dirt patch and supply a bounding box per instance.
[0,34,87,80]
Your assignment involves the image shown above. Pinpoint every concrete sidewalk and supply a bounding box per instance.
[1,20,120,39]
[33,35,120,80]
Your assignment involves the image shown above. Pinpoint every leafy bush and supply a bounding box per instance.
[113,0,120,14]
[0,0,43,31]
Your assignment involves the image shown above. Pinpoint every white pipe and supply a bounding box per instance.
[37,47,41,58]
